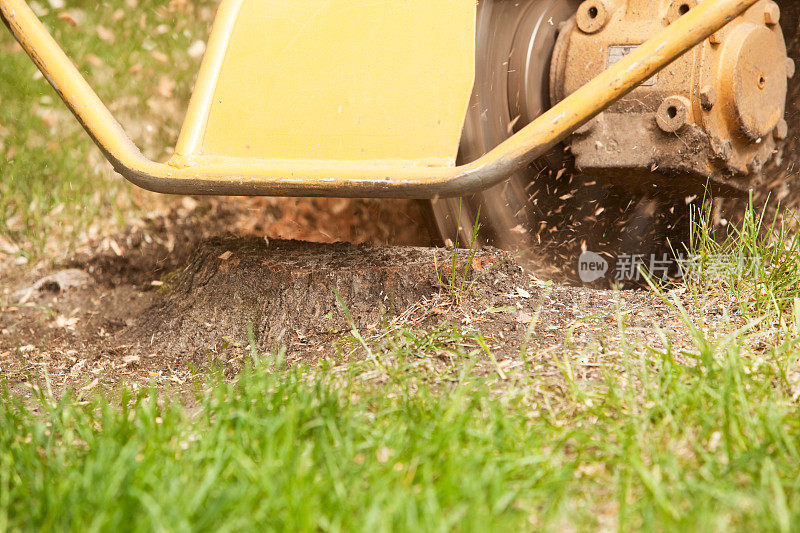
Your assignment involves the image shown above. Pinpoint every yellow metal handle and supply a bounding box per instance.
[0,0,760,199]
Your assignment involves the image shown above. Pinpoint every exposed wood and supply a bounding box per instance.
[123,238,513,358]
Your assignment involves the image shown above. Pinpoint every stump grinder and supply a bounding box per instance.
[1,0,797,251]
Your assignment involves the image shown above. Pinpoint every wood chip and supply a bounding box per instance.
[85,54,104,68]
[96,25,115,42]
[57,12,78,26]
[517,311,534,324]
[78,379,99,393]
[150,50,169,63]
[108,238,123,257]
[157,76,175,98]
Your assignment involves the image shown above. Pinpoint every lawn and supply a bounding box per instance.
[2,271,800,531]
[2,1,800,532]
[0,0,216,257]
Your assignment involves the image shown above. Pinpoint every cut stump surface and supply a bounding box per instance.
[124,238,517,358]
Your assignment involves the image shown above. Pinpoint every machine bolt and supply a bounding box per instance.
[576,0,610,34]
[775,118,789,140]
[656,95,691,133]
[786,58,796,79]
[700,85,717,110]
[764,1,780,25]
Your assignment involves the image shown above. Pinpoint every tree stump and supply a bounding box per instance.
[123,238,513,360]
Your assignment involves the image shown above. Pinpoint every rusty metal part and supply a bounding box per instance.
[664,0,696,24]
[720,23,787,141]
[656,95,691,132]
[576,0,612,33]
[551,0,790,193]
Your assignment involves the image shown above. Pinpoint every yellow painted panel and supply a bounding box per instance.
[182,0,476,165]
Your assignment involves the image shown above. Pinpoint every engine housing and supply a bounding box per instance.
[551,0,793,194]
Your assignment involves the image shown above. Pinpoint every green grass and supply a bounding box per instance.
[0,0,215,256]
[3,287,800,531]
[684,196,800,330]
[3,193,799,530]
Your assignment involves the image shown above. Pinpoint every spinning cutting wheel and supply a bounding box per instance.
[431,0,582,250]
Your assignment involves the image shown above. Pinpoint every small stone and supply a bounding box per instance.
[14,269,93,304]
[517,311,534,324]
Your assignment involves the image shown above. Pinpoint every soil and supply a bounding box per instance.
[0,196,427,385]
[0,195,708,395]
[0,192,700,389]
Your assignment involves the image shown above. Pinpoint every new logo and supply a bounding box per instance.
[578,251,608,283]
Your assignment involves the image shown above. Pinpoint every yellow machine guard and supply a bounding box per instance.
[0,0,762,198]
[174,0,476,167]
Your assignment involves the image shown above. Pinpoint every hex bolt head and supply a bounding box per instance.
[700,85,717,110]
[775,119,789,140]
[656,96,691,133]
[764,1,780,25]
[576,0,610,34]
[786,58,796,79]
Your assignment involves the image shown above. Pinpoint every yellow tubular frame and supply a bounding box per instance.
[1,0,759,199]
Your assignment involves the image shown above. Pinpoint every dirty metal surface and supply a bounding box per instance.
[552,0,791,193]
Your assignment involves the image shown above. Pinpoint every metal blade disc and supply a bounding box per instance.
[430,0,580,252]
